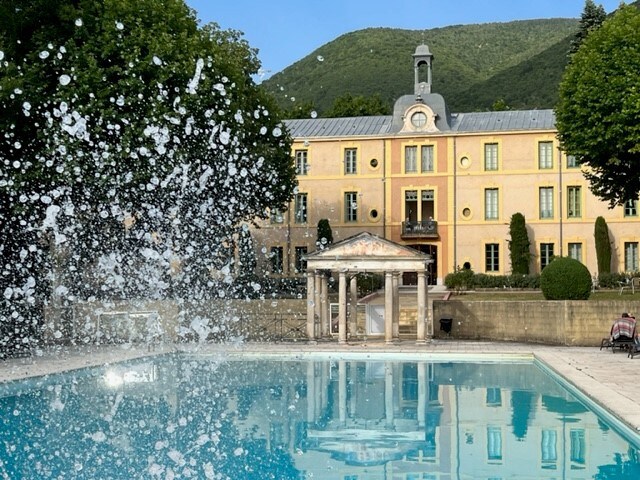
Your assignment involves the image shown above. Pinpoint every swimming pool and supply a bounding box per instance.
[1,354,639,479]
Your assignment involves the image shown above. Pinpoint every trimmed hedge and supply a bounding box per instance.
[444,271,540,290]
[540,257,592,300]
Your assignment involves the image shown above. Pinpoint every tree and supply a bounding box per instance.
[594,216,612,275]
[508,213,531,275]
[555,5,640,207]
[0,0,297,346]
[569,0,606,55]
[316,219,333,250]
[324,93,391,117]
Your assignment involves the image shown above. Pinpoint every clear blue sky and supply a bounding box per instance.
[185,0,625,80]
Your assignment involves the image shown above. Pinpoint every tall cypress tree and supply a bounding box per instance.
[594,216,612,274]
[316,219,333,250]
[508,213,531,274]
[569,0,606,55]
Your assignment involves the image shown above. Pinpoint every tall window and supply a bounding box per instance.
[538,141,553,169]
[484,143,498,171]
[421,145,434,172]
[294,193,307,224]
[270,246,283,274]
[405,146,417,173]
[294,246,307,273]
[568,242,583,263]
[625,242,639,272]
[295,150,308,175]
[344,148,357,174]
[485,243,499,272]
[625,199,638,217]
[486,388,502,406]
[345,191,358,222]
[539,187,554,219]
[487,427,502,461]
[570,429,586,465]
[541,243,554,270]
[541,430,558,464]
[485,188,499,220]
[567,154,578,168]
[567,186,582,218]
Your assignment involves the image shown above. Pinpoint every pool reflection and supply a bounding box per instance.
[1,356,639,479]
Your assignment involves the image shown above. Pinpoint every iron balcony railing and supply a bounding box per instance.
[401,219,438,238]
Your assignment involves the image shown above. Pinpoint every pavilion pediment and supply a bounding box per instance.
[308,232,426,260]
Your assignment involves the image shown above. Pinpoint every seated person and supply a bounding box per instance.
[610,312,636,342]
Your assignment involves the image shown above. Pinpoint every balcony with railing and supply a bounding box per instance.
[401,219,438,239]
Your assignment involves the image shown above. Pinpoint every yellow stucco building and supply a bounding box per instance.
[252,45,639,285]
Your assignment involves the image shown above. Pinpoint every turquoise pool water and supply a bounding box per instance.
[1,354,639,479]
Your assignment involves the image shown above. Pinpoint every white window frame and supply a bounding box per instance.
[484,143,498,171]
[484,188,499,220]
[538,141,553,169]
[345,191,358,222]
[567,186,581,218]
[421,145,434,172]
[294,193,307,224]
[625,242,639,272]
[344,148,357,175]
[405,146,417,173]
[539,187,554,219]
[295,150,308,175]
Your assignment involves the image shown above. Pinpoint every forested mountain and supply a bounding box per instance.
[263,19,579,114]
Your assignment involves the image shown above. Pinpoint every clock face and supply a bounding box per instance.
[411,111,427,128]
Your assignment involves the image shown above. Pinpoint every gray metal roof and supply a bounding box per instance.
[284,109,556,139]
[452,110,556,132]
[284,116,391,138]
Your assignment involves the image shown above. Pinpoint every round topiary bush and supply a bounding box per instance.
[540,257,592,300]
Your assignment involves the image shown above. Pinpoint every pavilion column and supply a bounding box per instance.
[384,361,394,428]
[416,270,427,344]
[417,362,427,427]
[392,272,400,339]
[338,270,348,344]
[306,271,316,342]
[314,271,322,337]
[384,271,394,344]
[349,275,358,337]
[320,273,329,337]
[306,361,316,423]
[338,360,347,425]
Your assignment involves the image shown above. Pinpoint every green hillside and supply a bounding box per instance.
[263,19,578,114]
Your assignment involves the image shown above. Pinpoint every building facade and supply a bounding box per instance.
[252,45,640,285]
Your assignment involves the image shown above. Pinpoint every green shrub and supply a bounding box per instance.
[540,257,592,300]
[444,267,475,291]
[597,272,626,289]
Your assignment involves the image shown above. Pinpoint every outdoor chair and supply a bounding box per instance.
[619,277,640,295]
[600,316,637,352]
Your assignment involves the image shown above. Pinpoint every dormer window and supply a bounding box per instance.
[411,111,427,128]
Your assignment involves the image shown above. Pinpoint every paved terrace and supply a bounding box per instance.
[1,340,639,436]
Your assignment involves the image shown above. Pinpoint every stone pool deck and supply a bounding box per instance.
[1,340,639,434]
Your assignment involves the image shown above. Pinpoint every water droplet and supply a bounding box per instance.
[75,18,83,27]
[317,55,324,62]
[152,56,162,66]
[115,21,124,30]
[0,51,4,61]
[59,74,71,86]
[39,51,50,59]
[310,111,317,119]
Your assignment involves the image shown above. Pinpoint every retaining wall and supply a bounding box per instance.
[433,299,640,346]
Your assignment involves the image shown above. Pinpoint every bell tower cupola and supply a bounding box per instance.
[413,44,434,97]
